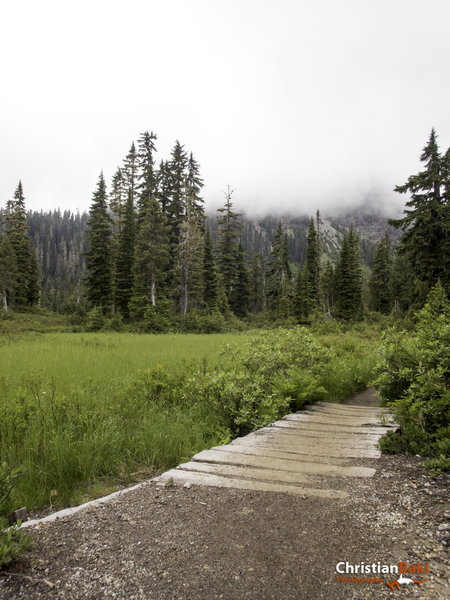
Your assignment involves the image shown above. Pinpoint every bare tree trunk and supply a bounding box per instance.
[76,278,81,305]
[180,269,188,317]
[151,272,156,307]
[2,289,8,314]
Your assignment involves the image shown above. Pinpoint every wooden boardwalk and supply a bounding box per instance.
[155,401,394,499]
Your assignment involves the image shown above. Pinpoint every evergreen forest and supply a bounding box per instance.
[1,128,448,329]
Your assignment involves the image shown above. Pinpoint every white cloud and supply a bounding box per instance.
[1,0,449,215]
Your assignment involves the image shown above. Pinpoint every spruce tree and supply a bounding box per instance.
[85,173,113,311]
[3,182,38,308]
[179,204,204,316]
[293,266,309,321]
[0,234,18,313]
[157,160,172,215]
[216,187,242,310]
[266,223,283,309]
[304,217,320,310]
[186,153,204,214]
[109,167,127,230]
[266,223,291,314]
[137,131,158,217]
[369,234,393,314]
[167,140,188,250]
[114,189,136,318]
[179,153,205,316]
[130,196,170,318]
[334,227,362,319]
[390,129,450,301]
[123,142,138,206]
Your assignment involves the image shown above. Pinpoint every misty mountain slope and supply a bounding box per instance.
[23,204,397,311]
[208,204,398,266]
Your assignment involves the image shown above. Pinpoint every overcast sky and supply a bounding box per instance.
[1,0,449,217]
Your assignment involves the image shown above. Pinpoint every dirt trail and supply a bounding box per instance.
[1,391,448,600]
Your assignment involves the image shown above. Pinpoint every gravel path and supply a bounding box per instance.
[1,392,448,600]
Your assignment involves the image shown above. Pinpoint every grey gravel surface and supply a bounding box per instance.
[1,456,448,599]
[1,391,448,599]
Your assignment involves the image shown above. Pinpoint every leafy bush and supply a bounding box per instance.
[1,462,31,568]
[375,282,450,470]
[86,307,107,331]
[181,327,333,436]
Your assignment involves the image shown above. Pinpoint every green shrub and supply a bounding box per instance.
[86,307,107,331]
[376,282,450,468]
[182,327,334,436]
[0,462,31,568]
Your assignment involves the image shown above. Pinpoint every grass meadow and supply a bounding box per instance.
[0,332,246,511]
[0,325,380,513]
[0,332,245,402]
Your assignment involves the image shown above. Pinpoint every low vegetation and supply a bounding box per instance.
[0,463,31,568]
[0,325,378,515]
[375,283,450,472]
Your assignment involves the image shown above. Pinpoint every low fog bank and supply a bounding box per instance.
[206,188,405,222]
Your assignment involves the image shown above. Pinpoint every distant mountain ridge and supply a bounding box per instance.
[209,202,400,267]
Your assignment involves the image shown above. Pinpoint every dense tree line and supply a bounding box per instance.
[81,132,369,328]
[2,128,446,325]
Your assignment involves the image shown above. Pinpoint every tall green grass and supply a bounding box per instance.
[0,327,380,513]
[0,332,245,510]
[0,332,245,402]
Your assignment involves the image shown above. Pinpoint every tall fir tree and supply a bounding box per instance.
[266,223,291,313]
[167,140,188,249]
[369,234,393,314]
[304,217,320,312]
[156,160,172,215]
[3,182,39,307]
[216,186,242,311]
[293,266,309,321]
[130,196,170,318]
[109,167,127,230]
[334,227,362,320]
[185,153,204,214]
[114,189,136,318]
[122,142,138,206]
[137,131,158,217]
[165,141,188,299]
[0,234,18,313]
[179,153,205,316]
[85,173,113,311]
[390,129,450,302]
[179,203,205,316]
